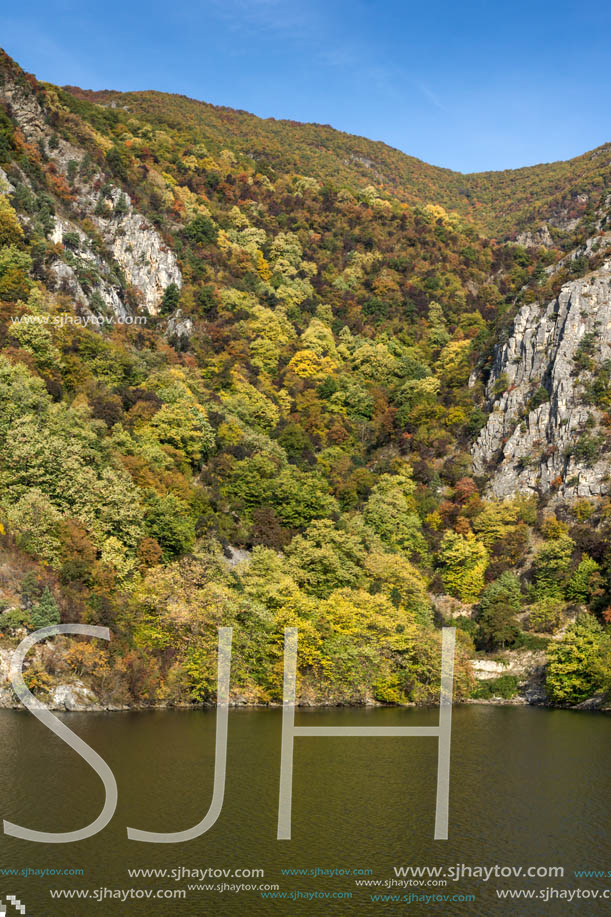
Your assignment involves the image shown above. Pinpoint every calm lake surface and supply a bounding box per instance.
[0,705,610,915]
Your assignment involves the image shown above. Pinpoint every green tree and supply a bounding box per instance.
[114,193,129,217]
[185,214,218,245]
[273,467,339,529]
[147,400,215,465]
[287,520,365,598]
[364,550,432,625]
[221,381,280,433]
[566,555,602,605]
[105,146,128,182]
[533,535,575,599]
[0,244,32,300]
[0,195,24,245]
[528,597,564,634]
[0,356,51,441]
[427,301,450,351]
[144,492,196,561]
[6,489,63,567]
[363,471,427,560]
[30,587,60,630]
[546,615,608,705]
[160,283,180,315]
[478,572,521,649]
[438,531,488,603]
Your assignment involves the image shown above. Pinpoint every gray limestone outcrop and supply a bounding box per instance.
[96,188,182,315]
[165,309,194,342]
[1,68,181,318]
[472,260,611,500]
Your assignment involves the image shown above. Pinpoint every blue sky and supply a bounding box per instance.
[1,0,610,172]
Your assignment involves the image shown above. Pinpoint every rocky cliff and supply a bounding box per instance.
[472,259,611,499]
[0,62,181,318]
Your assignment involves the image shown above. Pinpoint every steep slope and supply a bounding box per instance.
[472,258,611,499]
[1,56,181,318]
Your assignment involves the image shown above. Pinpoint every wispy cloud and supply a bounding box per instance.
[207,0,318,39]
[416,81,448,113]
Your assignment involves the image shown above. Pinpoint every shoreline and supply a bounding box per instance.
[2,694,609,714]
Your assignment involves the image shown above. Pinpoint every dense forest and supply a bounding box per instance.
[68,84,611,239]
[0,48,610,710]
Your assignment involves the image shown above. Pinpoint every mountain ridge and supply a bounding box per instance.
[63,83,611,239]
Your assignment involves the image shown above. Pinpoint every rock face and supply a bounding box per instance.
[97,188,182,315]
[0,646,15,708]
[0,64,181,318]
[431,594,474,620]
[515,224,554,248]
[51,682,100,712]
[471,650,547,705]
[165,309,193,337]
[472,260,611,499]
[48,216,130,320]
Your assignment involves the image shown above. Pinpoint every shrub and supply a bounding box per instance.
[453,615,478,640]
[528,597,564,633]
[528,386,550,411]
[492,373,509,398]
[0,608,32,632]
[573,433,604,468]
[472,675,520,700]
[513,632,551,651]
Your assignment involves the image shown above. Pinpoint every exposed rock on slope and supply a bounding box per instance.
[48,215,129,319]
[472,260,611,499]
[101,188,182,314]
[471,650,547,705]
[0,62,181,317]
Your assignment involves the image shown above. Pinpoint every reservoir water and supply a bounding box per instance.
[0,705,609,915]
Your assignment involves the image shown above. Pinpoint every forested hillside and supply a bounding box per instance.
[68,85,611,240]
[1,48,610,711]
